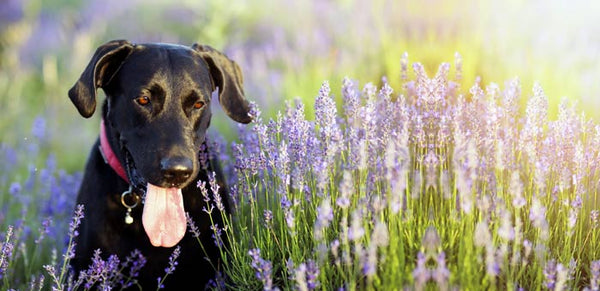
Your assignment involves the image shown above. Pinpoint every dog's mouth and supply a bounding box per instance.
[123,148,187,248]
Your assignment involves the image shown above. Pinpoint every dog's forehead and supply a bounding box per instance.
[127,43,203,70]
[115,43,212,90]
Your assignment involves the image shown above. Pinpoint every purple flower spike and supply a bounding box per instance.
[590,260,600,291]
[156,246,181,290]
[0,226,15,279]
[433,252,450,286]
[544,259,557,290]
[248,248,278,291]
[412,252,431,288]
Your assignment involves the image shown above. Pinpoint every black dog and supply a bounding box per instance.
[68,40,251,289]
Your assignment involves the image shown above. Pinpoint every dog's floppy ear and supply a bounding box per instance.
[192,44,252,124]
[68,40,134,118]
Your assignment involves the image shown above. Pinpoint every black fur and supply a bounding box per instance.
[68,40,251,289]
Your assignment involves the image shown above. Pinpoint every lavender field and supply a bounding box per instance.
[2,0,600,290]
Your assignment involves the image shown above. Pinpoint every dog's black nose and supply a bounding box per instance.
[160,156,193,185]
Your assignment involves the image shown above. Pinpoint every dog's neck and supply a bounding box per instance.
[99,119,129,183]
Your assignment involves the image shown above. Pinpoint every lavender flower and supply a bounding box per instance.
[590,260,600,291]
[205,271,227,290]
[284,207,295,233]
[412,252,431,289]
[294,261,308,291]
[371,221,389,248]
[1,144,18,172]
[315,81,339,141]
[485,246,500,277]
[81,249,120,290]
[497,210,515,241]
[330,239,341,262]
[247,101,261,122]
[275,140,290,184]
[571,195,583,209]
[196,172,225,213]
[8,182,21,196]
[280,194,294,230]
[263,209,273,228]
[31,116,46,140]
[284,101,311,190]
[509,171,526,208]
[454,52,462,81]
[422,226,441,253]
[342,77,360,125]
[313,197,333,241]
[399,53,409,82]
[43,264,58,288]
[315,198,333,229]
[520,83,548,162]
[362,250,376,279]
[0,225,14,279]
[228,184,240,210]
[555,263,568,291]
[529,198,549,241]
[567,258,576,283]
[473,221,491,248]
[522,240,533,260]
[198,180,215,214]
[529,198,546,225]
[248,248,277,291]
[157,246,181,290]
[411,169,423,199]
[305,259,320,290]
[567,208,578,235]
[208,171,225,212]
[348,210,365,242]
[433,252,450,288]
[42,204,85,289]
[66,204,85,260]
[35,217,52,244]
[544,259,558,290]
[591,210,599,229]
[186,212,201,238]
[121,249,146,288]
[28,274,45,291]
[294,259,320,291]
[211,224,225,248]
[336,170,353,208]
[363,222,389,279]
[286,258,296,284]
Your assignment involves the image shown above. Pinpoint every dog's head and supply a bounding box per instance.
[69,39,251,187]
[69,40,251,247]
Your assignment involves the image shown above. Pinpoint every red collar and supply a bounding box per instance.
[99,119,130,183]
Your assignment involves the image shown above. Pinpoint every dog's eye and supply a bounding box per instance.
[193,101,205,109]
[135,96,150,106]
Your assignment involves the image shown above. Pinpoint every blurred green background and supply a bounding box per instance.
[1,0,599,172]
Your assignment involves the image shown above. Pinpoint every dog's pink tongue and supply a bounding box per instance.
[142,183,186,247]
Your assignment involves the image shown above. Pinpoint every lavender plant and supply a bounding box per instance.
[202,54,600,290]
[0,122,149,290]
[2,53,600,290]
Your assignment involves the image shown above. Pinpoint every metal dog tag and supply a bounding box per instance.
[121,186,140,224]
